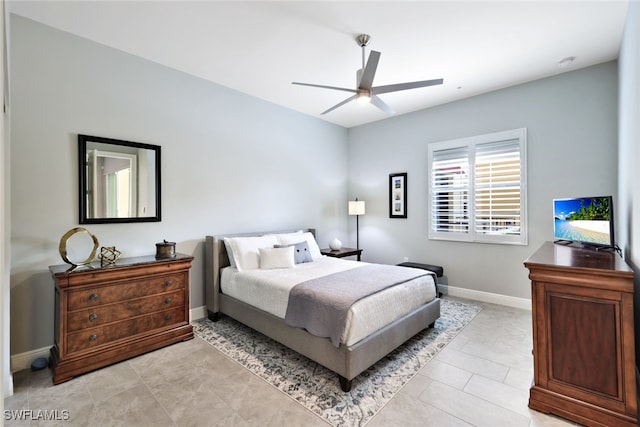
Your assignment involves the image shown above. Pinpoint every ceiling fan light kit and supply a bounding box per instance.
[356,89,371,104]
[292,34,444,115]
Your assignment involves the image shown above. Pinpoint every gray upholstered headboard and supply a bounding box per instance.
[204,229,316,318]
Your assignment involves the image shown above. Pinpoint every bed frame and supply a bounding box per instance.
[204,229,441,392]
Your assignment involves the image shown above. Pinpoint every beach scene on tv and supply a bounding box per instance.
[554,197,612,246]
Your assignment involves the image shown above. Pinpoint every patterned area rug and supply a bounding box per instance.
[193,298,481,426]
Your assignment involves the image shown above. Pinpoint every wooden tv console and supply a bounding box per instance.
[49,254,194,384]
[524,242,637,426]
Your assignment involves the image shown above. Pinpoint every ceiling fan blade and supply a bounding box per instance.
[321,94,358,115]
[371,95,395,115]
[358,50,380,90]
[373,78,444,95]
[292,82,357,94]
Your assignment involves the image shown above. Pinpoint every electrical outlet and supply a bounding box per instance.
[403,257,409,262]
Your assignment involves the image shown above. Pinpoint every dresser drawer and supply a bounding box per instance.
[67,274,185,310]
[66,290,185,332]
[66,307,186,354]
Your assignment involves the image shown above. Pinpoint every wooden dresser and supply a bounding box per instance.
[49,254,194,384]
[524,242,637,426]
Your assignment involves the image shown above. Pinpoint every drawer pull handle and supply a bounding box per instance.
[89,293,99,301]
[89,313,98,321]
[165,297,173,304]
[165,280,173,287]
[164,314,172,321]
[89,334,98,342]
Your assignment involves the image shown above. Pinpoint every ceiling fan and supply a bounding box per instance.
[292,34,444,115]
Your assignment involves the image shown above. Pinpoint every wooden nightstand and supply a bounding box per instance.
[320,247,362,261]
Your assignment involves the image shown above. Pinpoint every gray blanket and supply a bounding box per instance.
[284,264,432,347]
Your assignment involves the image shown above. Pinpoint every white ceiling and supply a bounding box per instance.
[9,1,629,128]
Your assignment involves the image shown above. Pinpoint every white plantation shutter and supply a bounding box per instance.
[428,129,527,245]
[431,147,470,234]
[474,139,522,237]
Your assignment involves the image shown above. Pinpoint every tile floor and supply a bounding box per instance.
[4,298,577,426]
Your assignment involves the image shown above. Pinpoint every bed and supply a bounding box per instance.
[204,229,440,391]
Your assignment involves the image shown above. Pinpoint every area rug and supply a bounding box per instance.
[193,298,481,426]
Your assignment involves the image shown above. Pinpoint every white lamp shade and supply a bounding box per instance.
[348,200,366,216]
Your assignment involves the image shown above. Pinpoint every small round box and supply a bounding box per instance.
[155,240,176,258]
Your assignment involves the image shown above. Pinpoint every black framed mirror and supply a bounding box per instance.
[78,134,161,224]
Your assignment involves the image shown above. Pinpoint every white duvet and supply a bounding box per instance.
[220,256,437,346]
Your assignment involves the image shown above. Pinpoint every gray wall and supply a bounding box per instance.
[8,13,623,357]
[348,62,618,300]
[617,2,640,365]
[9,15,349,355]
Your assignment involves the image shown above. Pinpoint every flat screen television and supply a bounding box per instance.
[553,196,615,248]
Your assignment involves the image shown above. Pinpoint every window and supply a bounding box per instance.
[428,128,527,245]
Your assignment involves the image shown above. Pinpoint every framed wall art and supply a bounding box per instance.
[389,172,407,218]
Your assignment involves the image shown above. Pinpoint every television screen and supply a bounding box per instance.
[553,196,614,247]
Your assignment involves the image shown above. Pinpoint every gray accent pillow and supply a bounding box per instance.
[275,241,313,264]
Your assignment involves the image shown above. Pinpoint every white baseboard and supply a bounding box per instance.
[191,305,207,321]
[441,285,531,310]
[11,346,50,373]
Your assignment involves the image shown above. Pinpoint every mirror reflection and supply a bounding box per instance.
[79,135,161,224]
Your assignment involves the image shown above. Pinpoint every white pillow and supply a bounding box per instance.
[226,235,278,271]
[224,232,300,268]
[277,232,322,260]
[259,246,295,269]
[267,230,303,241]
[222,238,237,268]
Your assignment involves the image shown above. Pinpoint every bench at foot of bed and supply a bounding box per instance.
[397,262,447,297]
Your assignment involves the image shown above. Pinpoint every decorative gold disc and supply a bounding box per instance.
[59,227,99,266]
